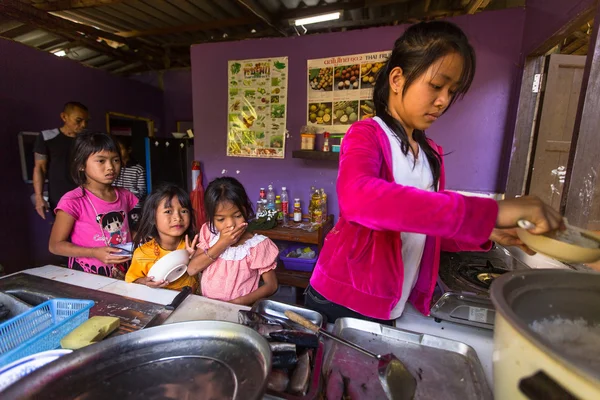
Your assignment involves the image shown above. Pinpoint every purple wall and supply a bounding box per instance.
[522,0,596,55]
[163,69,193,134]
[0,38,164,273]
[191,8,526,218]
[129,69,193,135]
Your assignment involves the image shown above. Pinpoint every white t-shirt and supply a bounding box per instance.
[373,117,434,319]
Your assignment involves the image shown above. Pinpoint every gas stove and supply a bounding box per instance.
[430,244,530,329]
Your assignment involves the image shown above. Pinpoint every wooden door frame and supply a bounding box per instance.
[105,112,155,138]
[505,3,597,199]
[562,2,600,226]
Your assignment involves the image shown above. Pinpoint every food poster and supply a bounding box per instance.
[227,57,288,158]
[307,51,390,134]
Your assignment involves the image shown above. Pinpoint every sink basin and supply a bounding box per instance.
[0,274,166,334]
[3,289,53,306]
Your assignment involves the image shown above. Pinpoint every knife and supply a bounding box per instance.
[144,286,192,329]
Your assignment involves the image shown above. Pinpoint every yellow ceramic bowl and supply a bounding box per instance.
[517,228,600,263]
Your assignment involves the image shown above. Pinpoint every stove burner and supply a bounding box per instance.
[457,261,508,290]
[477,272,501,286]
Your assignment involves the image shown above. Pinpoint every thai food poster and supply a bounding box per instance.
[227,57,288,158]
[307,51,390,133]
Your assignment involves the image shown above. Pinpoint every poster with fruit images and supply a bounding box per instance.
[307,51,391,134]
[227,57,288,158]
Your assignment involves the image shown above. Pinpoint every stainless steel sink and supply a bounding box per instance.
[3,288,53,306]
[0,273,167,335]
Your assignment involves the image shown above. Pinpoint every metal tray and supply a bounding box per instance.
[2,321,272,400]
[251,300,325,400]
[264,343,324,400]
[322,318,492,400]
[252,299,325,328]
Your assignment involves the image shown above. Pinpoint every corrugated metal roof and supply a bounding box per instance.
[1,0,529,75]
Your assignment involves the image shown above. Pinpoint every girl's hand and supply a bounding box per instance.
[217,223,248,247]
[91,247,132,264]
[496,196,564,234]
[490,228,536,255]
[134,276,169,288]
[185,234,199,256]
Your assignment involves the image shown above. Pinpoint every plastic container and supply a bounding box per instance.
[0,299,94,367]
[332,144,341,153]
[301,133,316,150]
[280,244,318,272]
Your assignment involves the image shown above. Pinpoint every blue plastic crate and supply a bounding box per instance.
[280,244,318,272]
[0,299,94,367]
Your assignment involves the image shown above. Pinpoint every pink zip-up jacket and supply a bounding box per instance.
[310,118,499,319]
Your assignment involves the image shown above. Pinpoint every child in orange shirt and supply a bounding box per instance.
[126,184,199,292]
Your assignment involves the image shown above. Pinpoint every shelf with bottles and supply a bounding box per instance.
[292,150,339,161]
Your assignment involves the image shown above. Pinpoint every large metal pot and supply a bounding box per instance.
[491,269,600,400]
[2,321,272,400]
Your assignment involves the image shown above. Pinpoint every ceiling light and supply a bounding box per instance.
[294,12,341,26]
[52,50,67,57]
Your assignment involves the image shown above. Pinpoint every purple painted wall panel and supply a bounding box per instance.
[0,38,164,273]
[163,69,193,134]
[191,9,526,218]
[522,0,596,55]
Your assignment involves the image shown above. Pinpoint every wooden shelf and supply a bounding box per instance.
[292,150,339,161]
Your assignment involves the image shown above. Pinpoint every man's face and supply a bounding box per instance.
[61,107,89,134]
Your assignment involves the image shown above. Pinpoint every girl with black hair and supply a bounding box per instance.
[49,131,138,278]
[125,184,199,292]
[307,21,563,323]
[187,177,278,305]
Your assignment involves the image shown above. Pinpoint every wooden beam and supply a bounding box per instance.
[0,0,161,68]
[235,0,287,36]
[115,16,261,38]
[530,5,595,56]
[280,0,365,21]
[33,1,128,12]
[561,4,600,227]
[465,0,485,14]
[505,56,546,197]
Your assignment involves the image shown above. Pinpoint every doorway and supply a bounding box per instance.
[527,54,586,210]
[506,12,600,229]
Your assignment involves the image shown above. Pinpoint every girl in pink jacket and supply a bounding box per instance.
[307,21,563,323]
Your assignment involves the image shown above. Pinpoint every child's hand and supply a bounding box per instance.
[218,223,248,247]
[92,247,132,264]
[135,276,169,288]
[185,234,199,256]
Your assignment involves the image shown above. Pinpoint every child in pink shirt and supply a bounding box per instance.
[50,131,137,278]
[187,177,278,305]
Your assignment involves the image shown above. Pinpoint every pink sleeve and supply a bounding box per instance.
[55,192,81,219]
[249,238,278,274]
[337,120,498,246]
[197,223,212,250]
[441,238,492,252]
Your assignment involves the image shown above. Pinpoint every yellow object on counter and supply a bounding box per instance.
[60,316,120,349]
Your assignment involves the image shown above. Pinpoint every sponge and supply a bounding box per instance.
[60,316,120,349]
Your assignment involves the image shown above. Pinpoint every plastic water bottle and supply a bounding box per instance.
[266,185,276,211]
[257,188,265,212]
[281,187,289,223]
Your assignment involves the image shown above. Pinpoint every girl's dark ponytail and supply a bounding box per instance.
[372,21,476,190]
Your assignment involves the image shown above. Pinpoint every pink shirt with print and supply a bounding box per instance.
[56,187,138,276]
[198,223,278,302]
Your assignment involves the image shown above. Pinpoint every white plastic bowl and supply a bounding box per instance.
[147,249,190,283]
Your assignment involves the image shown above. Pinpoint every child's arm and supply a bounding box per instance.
[187,224,247,275]
[230,270,278,306]
[126,251,169,288]
[49,210,132,265]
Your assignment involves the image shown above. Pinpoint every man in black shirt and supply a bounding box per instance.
[33,102,89,219]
